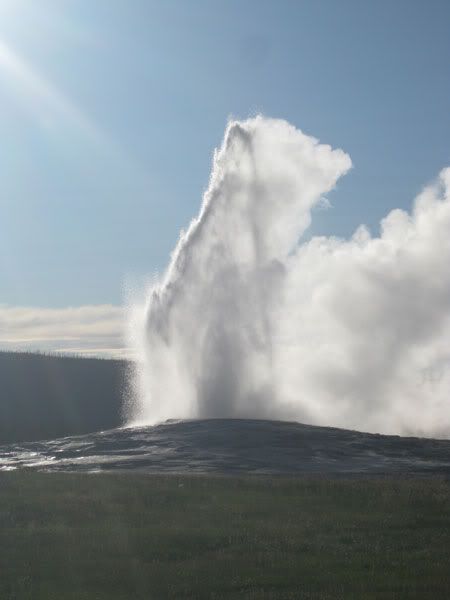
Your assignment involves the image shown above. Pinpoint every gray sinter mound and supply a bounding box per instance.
[1,418,450,476]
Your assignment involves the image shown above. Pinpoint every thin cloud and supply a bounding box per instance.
[0,304,127,359]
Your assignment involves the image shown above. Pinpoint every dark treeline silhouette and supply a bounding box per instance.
[0,351,131,444]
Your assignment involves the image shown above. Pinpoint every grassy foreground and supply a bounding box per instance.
[1,473,450,599]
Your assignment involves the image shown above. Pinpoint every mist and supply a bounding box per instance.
[128,116,450,437]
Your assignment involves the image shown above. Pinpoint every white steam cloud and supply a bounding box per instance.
[129,116,450,437]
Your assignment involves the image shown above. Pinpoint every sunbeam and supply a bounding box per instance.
[0,37,108,147]
[0,36,152,189]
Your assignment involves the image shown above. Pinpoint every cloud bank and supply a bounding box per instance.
[0,304,126,358]
[129,116,450,437]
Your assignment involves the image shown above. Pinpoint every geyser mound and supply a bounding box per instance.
[128,116,450,437]
[3,419,450,476]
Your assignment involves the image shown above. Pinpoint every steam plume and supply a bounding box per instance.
[128,116,450,436]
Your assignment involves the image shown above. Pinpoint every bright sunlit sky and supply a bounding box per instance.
[0,0,449,355]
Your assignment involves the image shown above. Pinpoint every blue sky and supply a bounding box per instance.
[0,0,449,353]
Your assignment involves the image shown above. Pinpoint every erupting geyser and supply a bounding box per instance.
[128,116,450,437]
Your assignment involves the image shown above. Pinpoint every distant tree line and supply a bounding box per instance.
[0,351,131,444]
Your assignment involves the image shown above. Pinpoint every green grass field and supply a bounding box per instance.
[1,472,450,599]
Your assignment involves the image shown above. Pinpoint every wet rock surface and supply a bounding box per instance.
[1,418,450,476]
